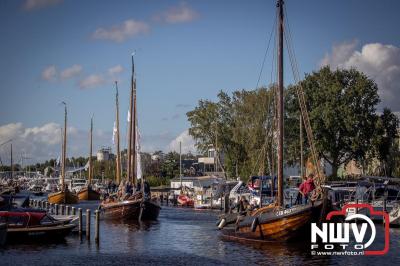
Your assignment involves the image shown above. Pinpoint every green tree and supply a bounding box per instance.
[286,67,380,178]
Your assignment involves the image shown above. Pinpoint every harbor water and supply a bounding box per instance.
[1,198,399,265]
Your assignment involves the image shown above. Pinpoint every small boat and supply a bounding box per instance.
[48,102,79,205]
[77,117,100,201]
[78,186,100,201]
[0,211,76,242]
[48,188,78,204]
[388,203,400,226]
[177,195,194,207]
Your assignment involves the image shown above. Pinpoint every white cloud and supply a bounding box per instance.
[60,64,83,79]
[0,122,112,163]
[41,65,57,81]
[92,19,150,43]
[79,74,106,89]
[154,3,199,24]
[167,129,196,154]
[108,65,124,75]
[23,0,62,11]
[321,41,400,111]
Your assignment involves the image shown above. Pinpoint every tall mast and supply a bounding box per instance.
[62,102,67,191]
[115,81,121,184]
[10,143,13,179]
[127,56,134,183]
[132,55,137,185]
[277,0,284,207]
[88,116,93,184]
[179,141,182,189]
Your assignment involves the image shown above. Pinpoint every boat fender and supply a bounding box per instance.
[251,217,259,232]
[218,218,226,230]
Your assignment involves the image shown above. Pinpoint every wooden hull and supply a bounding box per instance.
[223,202,323,242]
[100,199,161,221]
[6,223,76,242]
[48,190,79,204]
[77,186,100,201]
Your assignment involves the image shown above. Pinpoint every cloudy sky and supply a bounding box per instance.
[0,0,399,164]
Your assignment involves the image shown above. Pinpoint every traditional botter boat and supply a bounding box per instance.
[78,117,100,200]
[0,211,76,241]
[221,0,327,242]
[100,55,161,221]
[48,102,79,204]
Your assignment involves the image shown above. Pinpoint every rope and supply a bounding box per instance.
[283,4,325,200]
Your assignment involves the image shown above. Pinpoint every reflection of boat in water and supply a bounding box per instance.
[0,211,76,242]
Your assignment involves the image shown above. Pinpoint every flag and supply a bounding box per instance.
[112,121,117,144]
[56,156,61,166]
[127,110,131,122]
[84,160,90,171]
[136,125,142,180]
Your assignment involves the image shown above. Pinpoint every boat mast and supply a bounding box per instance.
[88,116,93,185]
[180,141,182,190]
[62,102,67,191]
[115,81,122,184]
[132,55,137,185]
[277,0,284,207]
[127,56,134,183]
[10,143,13,179]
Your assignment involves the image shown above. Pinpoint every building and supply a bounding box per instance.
[170,176,224,196]
[97,147,114,162]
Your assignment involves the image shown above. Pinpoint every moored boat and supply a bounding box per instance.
[48,189,78,204]
[0,211,76,242]
[47,102,79,205]
[77,185,100,201]
[77,117,100,201]
[178,195,194,207]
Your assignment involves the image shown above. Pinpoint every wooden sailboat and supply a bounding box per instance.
[221,0,326,242]
[77,117,100,200]
[100,55,160,220]
[48,103,79,204]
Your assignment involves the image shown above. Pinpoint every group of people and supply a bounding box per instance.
[103,179,151,202]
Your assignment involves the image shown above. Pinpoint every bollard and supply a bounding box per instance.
[45,201,49,210]
[40,201,44,209]
[66,206,70,215]
[30,199,33,207]
[50,203,54,214]
[78,208,83,235]
[55,204,59,215]
[61,205,65,215]
[95,210,100,243]
[33,200,37,208]
[72,207,76,215]
[86,209,91,240]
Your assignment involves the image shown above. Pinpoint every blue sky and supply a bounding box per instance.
[1,0,400,163]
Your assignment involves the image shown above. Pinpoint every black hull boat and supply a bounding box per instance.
[100,198,161,221]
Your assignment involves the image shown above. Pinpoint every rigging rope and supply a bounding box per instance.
[283,4,325,200]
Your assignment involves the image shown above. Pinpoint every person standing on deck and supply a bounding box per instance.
[299,174,315,204]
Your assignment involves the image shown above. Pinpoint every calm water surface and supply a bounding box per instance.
[1,197,399,265]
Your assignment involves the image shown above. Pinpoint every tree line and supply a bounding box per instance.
[186,67,400,179]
